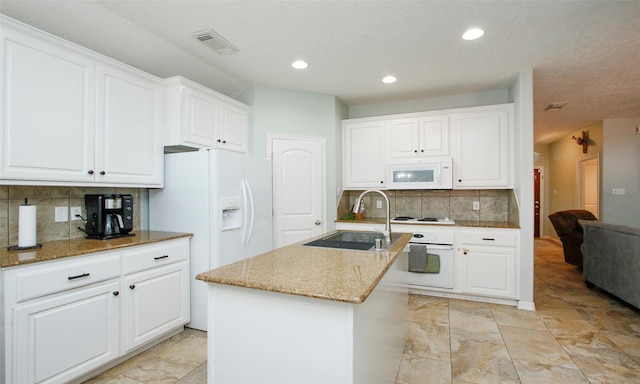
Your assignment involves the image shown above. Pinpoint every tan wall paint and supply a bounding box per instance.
[547,121,603,237]
[602,117,640,226]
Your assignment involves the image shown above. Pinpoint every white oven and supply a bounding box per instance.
[403,228,455,289]
[387,157,453,190]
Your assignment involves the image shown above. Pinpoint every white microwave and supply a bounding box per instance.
[387,157,453,190]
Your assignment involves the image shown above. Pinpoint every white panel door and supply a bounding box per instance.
[581,158,599,218]
[272,137,325,248]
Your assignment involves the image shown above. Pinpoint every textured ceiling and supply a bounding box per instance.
[1,1,639,144]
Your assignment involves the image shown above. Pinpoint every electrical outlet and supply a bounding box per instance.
[376,200,382,209]
[472,201,480,210]
[55,206,68,222]
[70,206,82,221]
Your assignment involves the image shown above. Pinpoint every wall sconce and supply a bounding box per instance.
[572,130,589,153]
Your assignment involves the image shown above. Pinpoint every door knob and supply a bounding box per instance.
[314,220,322,226]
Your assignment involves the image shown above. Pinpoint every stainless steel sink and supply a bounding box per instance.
[303,231,403,251]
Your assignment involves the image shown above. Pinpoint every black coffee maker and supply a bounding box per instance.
[83,194,134,239]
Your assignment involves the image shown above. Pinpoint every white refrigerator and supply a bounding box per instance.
[149,149,273,331]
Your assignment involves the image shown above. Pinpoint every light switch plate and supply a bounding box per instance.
[55,206,68,222]
[472,201,480,210]
[612,188,626,195]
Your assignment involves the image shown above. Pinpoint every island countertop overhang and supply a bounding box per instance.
[196,231,412,304]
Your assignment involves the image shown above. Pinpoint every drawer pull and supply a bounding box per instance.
[154,255,169,260]
[482,238,495,241]
[68,273,90,280]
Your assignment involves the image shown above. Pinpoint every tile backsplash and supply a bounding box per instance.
[338,189,519,224]
[0,186,143,247]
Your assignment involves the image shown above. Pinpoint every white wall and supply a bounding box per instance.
[348,90,508,118]
[238,86,347,229]
[509,69,535,310]
[602,117,640,227]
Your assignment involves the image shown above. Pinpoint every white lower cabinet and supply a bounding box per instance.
[122,240,189,352]
[1,238,190,384]
[13,280,121,384]
[458,229,518,299]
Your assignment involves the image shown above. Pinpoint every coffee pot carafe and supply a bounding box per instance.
[82,194,134,239]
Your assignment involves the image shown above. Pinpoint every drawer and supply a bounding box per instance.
[459,231,517,247]
[123,239,189,275]
[12,253,121,303]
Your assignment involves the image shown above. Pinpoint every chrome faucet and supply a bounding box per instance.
[352,190,392,242]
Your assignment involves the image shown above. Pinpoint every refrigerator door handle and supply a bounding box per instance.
[241,179,255,246]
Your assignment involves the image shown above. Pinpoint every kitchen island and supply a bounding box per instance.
[196,231,412,384]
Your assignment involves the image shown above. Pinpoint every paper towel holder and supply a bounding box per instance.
[7,198,43,251]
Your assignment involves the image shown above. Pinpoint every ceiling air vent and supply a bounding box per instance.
[543,102,569,111]
[191,29,238,55]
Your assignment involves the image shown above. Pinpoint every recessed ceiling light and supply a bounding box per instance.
[462,28,485,40]
[382,75,397,84]
[291,60,308,69]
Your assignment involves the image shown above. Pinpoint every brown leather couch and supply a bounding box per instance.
[548,210,597,268]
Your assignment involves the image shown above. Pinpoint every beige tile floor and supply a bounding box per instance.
[86,238,640,383]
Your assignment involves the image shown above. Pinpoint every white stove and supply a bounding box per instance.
[390,216,455,225]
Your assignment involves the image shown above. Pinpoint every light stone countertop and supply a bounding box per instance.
[1,231,192,268]
[196,231,413,304]
[335,218,520,229]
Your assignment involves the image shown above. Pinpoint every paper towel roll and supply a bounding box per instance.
[18,205,37,247]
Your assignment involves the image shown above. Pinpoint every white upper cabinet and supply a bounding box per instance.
[389,114,450,158]
[95,63,162,186]
[452,105,513,189]
[0,19,96,183]
[0,16,163,187]
[162,76,249,153]
[343,120,386,189]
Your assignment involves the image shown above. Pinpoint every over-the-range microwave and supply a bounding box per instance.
[387,157,453,189]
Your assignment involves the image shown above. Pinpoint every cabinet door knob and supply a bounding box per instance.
[129,285,135,290]
[87,170,94,175]
[380,180,384,184]
[414,150,418,153]
[217,139,222,143]
[463,248,469,255]
[314,220,322,226]
[421,149,424,152]
[112,291,120,296]
[99,171,106,175]
[222,140,227,144]
[458,179,462,182]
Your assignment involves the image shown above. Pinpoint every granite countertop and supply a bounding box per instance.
[1,231,192,268]
[196,231,413,304]
[335,218,520,229]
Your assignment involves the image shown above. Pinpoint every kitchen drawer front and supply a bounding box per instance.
[459,231,517,247]
[123,238,189,275]
[12,253,121,303]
